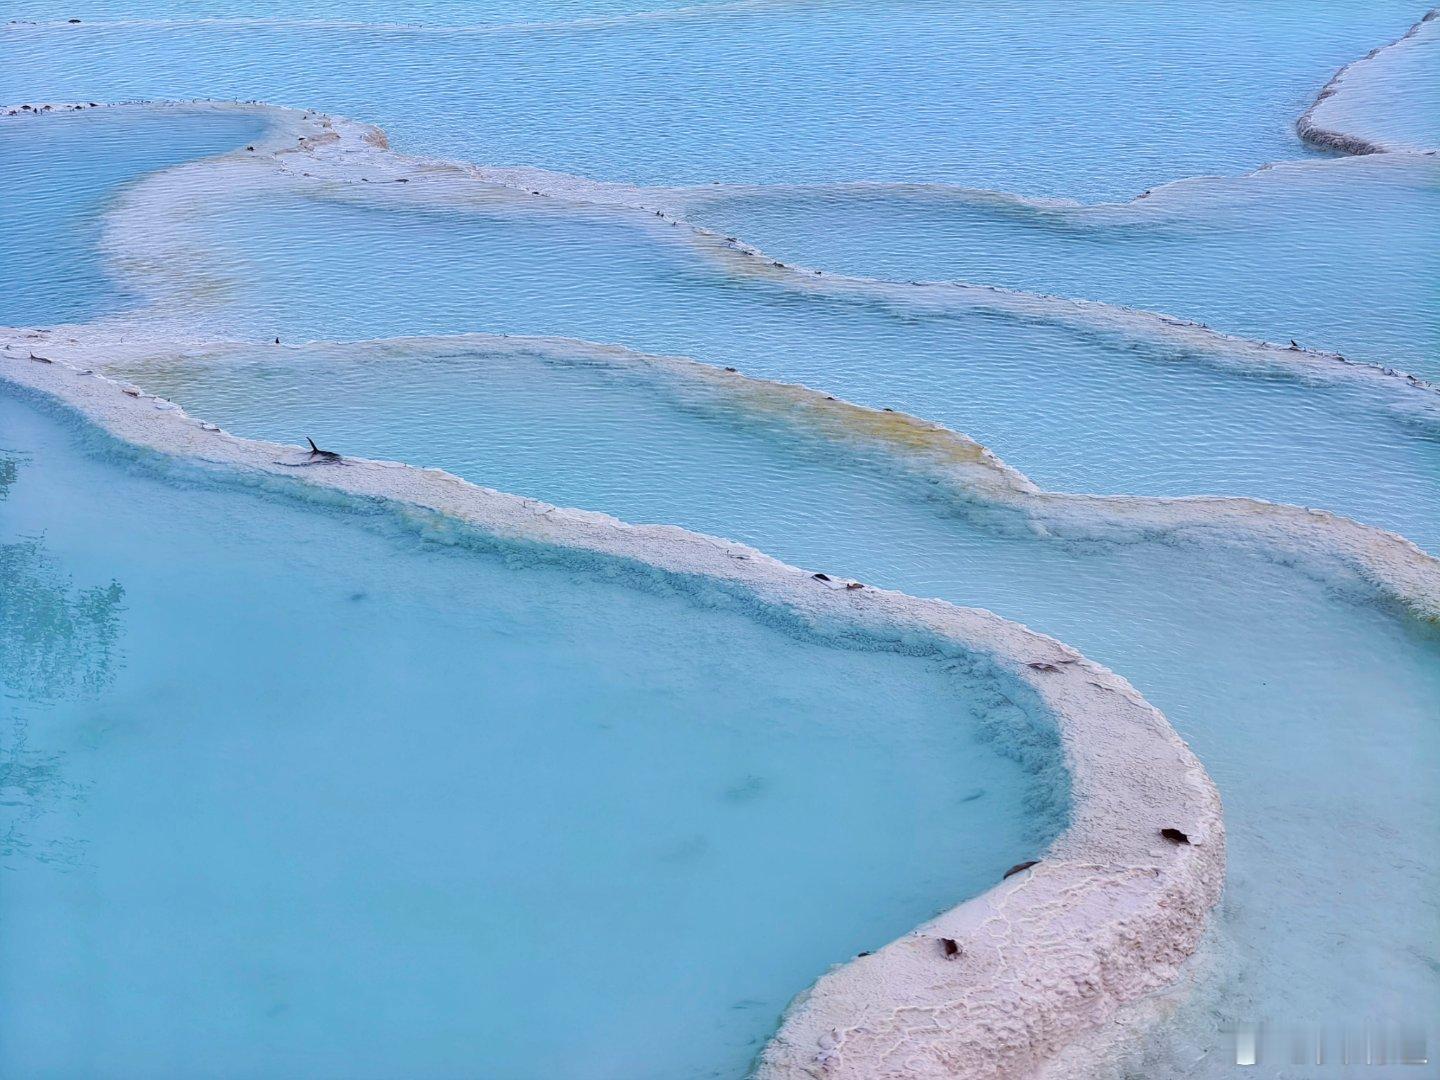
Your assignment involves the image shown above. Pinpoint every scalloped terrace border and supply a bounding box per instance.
[3,82,1432,1072]
[9,101,1434,621]
[111,331,1440,626]
[0,341,1223,1078]
[17,98,1434,409]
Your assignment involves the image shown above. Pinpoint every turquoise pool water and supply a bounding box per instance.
[109,339,1440,1072]
[1,2,1424,199]
[0,387,1062,1078]
[129,185,1440,553]
[0,108,267,327]
[6,3,1439,1074]
[683,155,1440,377]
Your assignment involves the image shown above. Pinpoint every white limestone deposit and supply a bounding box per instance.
[0,339,1224,1079]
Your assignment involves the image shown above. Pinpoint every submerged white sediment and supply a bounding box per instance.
[0,340,1224,1079]
[1298,9,1440,155]
[4,51,1435,1069]
[97,330,1440,626]
[446,168,1440,406]
[28,97,1436,412]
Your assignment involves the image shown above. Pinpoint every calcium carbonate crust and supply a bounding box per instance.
[121,331,1440,626]
[6,50,1435,1068]
[11,98,1436,410]
[11,104,1429,620]
[0,341,1223,1080]
[1297,9,1439,155]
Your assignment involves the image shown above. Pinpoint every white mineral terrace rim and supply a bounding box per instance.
[2,76,1427,1071]
[1297,8,1439,155]
[13,98,1437,407]
[0,343,1224,1078]
[103,330,1440,626]
[394,162,1440,404]
[12,101,1435,619]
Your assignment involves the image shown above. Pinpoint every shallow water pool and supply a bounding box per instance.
[0,388,1060,1078]
[122,182,1440,553]
[0,107,267,327]
[683,154,1440,377]
[113,339,1440,1072]
[7,5,1440,1073]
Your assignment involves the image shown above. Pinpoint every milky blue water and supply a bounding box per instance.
[113,340,1440,1072]
[0,388,1062,1078]
[684,155,1440,378]
[140,185,1440,553]
[5,3,1440,1076]
[0,1,1424,199]
[0,108,265,327]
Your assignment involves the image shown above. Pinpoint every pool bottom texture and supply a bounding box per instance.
[120,179,1440,555]
[0,106,268,328]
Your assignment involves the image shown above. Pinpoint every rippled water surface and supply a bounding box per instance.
[0,390,1059,1078]
[0,108,264,326]
[5,3,1439,1076]
[1,1,1425,198]
[128,184,1440,552]
[684,155,1440,376]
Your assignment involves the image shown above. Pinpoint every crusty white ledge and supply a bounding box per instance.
[15,97,1433,409]
[1297,9,1439,155]
[89,330,1440,625]
[9,102,1434,615]
[0,344,1224,1079]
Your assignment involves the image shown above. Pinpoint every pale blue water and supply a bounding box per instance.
[0,108,266,327]
[145,186,1440,553]
[5,3,1440,1076]
[0,1,1424,199]
[115,340,1440,1070]
[8,0,706,21]
[684,156,1440,377]
[0,388,1061,1078]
